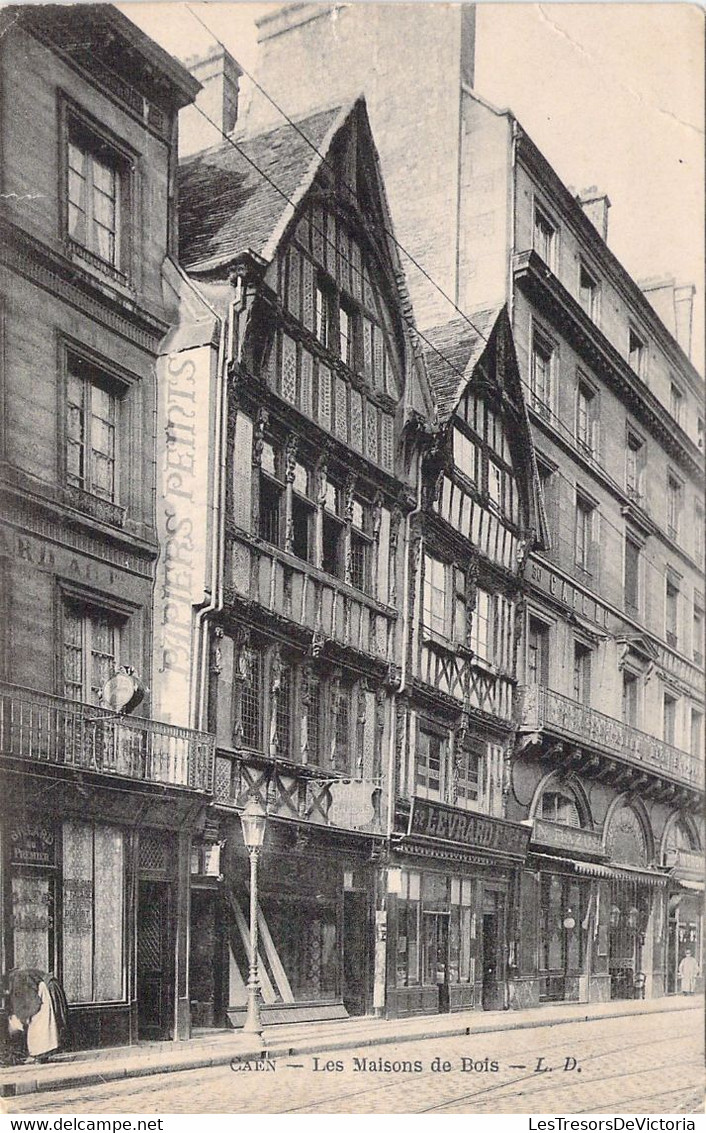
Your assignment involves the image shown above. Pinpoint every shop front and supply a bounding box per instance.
[214,817,378,1027]
[383,800,530,1018]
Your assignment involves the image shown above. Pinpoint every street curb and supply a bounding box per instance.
[0,999,696,1099]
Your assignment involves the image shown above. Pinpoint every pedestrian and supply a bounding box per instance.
[5,969,69,1063]
[678,949,699,995]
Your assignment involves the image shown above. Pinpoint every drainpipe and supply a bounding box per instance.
[507,117,519,324]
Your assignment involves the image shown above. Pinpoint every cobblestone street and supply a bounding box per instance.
[5,1006,702,1115]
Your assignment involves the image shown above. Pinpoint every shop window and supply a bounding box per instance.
[572,641,591,705]
[62,820,124,1004]
[416,727,446,800]
[66,353,123,502]
[66,113,131,276]
[449,877,475,985]
[63,600,122,704]
[395,870,421,987]
[541,789,582,828]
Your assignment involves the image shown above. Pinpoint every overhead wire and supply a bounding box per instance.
[178,14,702,617]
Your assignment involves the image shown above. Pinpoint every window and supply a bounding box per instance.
[322,480,345,578]
[274,660,292,758]
[63,602,121,704]
[241,648,262,749]
[575,378,596,454]
[572,641,591,705]
[528,617,550,686]
[695,504,704,569]
[416,727,446,800]
[667,473,681,541]
[62,820,124,1004]
[534,206,556,267]
[663,692,677,746]
[541,789,581,828]
[669,382,683,427]
[66,354,121,502]
[338,299,358,368]
[349,497,372,592]
[67,116,128,274]
[258,442,283,546]
[291,462,315,562]
[665,577,679,647]
[423,554,446,637]
[333,685,351,772]
[452,427,479,485]
[470,588,491,662]
[579,263,599,320]
[395,871,421,987]
[306,679,322,764]
[698,417,704,452]
[574,493,595,572]
[624,534,641,614]
[691,709,703,758]
[628,328,646,377]
[693,596,704,665]
[622,670,639,727]
[536,456,556,547]
[455,745,482,806]
[530,328,553,414]
[315,279,331,346]
[625,429,645,501]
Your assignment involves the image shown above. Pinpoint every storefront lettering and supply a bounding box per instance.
[10,824,56,868]
[0,526,115,585]
[409,800,530,858]
[529,559,610,630]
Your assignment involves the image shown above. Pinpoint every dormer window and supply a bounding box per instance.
[578,262,599,321]
[628,328,646,378]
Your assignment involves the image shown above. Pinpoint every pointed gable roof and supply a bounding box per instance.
[423,305,504,425]
[179,104,345,274]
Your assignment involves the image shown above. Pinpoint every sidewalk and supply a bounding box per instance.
[0,995,698,1100]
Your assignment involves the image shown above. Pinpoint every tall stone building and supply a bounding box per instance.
[0,5,215,1047]
[242,2,705,1008]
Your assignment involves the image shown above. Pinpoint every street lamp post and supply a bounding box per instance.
[239,798,268,1038]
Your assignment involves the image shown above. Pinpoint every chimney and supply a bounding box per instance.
[674,284,695,358]
[179,45,242,157]
[577,187,611,242]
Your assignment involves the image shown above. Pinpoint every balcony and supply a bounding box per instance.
[0,682,215,792]
[518,685,703,791]
[215,748,386,836]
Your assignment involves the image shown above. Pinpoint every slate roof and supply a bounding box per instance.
[423,305,503,424]
[178,105,345,274]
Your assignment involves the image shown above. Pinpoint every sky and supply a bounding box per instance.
[118,1,705,369]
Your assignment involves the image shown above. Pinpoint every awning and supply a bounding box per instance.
[532,854,668,886]
[674,879,704,892]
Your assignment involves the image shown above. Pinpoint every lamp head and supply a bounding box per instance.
[240,798,268,850]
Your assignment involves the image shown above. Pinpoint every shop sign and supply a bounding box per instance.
[408,799,530,858]
[527,558,611,630]
[10,824,56,868]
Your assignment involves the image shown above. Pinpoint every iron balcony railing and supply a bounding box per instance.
[0,682,215,792]
[518,684,704,791]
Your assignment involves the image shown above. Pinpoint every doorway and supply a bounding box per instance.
[189,889,226,1028]
[482,889,505,1010]
[423,912,450,1013]
[137,880,173,1039]
[342,890,369,1016]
